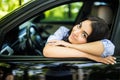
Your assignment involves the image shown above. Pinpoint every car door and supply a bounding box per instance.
[0,0,120,80]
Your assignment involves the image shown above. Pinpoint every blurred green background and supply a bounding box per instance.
[0,0,82,22]
[0,0,30,18]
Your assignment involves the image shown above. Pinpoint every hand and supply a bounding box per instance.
[98,56,116,65]
[47,40,71,47]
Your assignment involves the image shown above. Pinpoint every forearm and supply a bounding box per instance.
[43,44,116,64]
[43,44,86,58]
[69,41,104,56]
[43,45,101,60]
[85,53,116,64]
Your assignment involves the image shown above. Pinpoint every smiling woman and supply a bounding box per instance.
[68,20,92,44]
[43,16,116,64]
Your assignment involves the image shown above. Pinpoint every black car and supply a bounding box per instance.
[0,0,120,80]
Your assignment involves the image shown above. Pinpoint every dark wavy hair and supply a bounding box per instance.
[62,16,109,42]
[86,16,109,42]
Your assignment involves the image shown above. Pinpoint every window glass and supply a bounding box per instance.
[42,2,83,22]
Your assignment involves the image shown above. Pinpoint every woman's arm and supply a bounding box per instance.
[68,41,104,56]
[76,39,115,57]
[43,44,116,64]
[43,43,86,58]
[47,40,115,57]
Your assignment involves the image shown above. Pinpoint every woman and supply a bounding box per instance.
[43,16,116,64]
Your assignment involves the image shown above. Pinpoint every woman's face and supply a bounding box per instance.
[68,20,92,44]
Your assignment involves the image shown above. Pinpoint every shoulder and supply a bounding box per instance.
[101,39,114,46]
[54,26,69,36]
[101,39,115,57]
[46,26,69,42]
[58,26,69,32]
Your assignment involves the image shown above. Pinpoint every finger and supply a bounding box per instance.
[102,61,110,65]
[106,58,116,65]
[109,58,116,64]
[108,56,116,62]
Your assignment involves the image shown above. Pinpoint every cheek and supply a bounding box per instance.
[69,36,87,44]
[77,37,87,44]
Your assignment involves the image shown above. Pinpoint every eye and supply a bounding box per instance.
[81,31,88,38]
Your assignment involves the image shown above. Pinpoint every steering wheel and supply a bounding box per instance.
[26,23,44,55]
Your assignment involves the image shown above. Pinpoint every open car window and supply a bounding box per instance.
[0,1,84,56]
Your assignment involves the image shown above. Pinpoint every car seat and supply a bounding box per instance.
[90,5,113,26]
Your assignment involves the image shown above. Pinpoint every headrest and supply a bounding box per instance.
[91,5,113,25]
[98,6,113,24]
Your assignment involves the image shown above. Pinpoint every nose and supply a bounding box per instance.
[74,29,81,34]
[73,29,81,36]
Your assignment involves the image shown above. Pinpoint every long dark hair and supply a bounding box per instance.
[86,16,109,42]
[62,16,109,42]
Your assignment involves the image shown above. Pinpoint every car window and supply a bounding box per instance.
[41,2,83,22]
[15,2,84,56]
[0,0,117,56]
[31,2,84,39]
